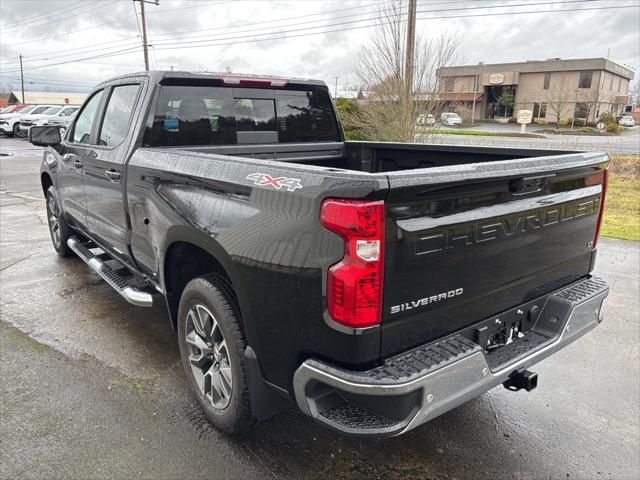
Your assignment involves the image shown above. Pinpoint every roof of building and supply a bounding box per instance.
[438,58,634,80]
[7,91,87,105]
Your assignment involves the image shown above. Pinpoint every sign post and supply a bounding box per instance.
[517,109,533,134]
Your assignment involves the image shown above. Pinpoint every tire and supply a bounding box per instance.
[5,123,17,137]
[177,274,255,434]
[45,186,73,257]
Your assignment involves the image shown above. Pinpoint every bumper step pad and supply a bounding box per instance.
[67,237,154,307]
[365,335,480,382]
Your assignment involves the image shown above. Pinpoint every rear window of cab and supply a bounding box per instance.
[146,85,339,146]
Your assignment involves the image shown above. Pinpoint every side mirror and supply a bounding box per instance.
[28,125,61,146]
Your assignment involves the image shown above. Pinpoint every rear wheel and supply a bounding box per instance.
[177,274,255,434]
[45,186,73,257]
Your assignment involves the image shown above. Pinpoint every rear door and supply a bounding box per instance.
[83,81,143,260]
[380,155,607,356]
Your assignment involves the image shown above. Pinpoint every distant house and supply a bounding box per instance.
[3,90,87,106]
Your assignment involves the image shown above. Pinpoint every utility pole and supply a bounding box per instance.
[471,74,478,126]
[19,54,25,104]
[404,0,417,94]
[334,76,339,98]
[404,0,417,137]
[134,0,159,71]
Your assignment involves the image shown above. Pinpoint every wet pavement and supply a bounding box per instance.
[422,124,640,154]
[1,136,639,479]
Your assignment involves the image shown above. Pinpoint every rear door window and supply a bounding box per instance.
[98,84,141,147]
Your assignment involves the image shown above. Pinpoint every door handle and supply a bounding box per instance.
[73,160,83,169]
[105,169,121,181]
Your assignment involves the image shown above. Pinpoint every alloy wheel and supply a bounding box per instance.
[47,194,61,248]
[185,303,233,409]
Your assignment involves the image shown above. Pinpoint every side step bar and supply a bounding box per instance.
[67,237,154,308]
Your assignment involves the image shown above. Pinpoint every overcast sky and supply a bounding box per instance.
[0,0,638,95]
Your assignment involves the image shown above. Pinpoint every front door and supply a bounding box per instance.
[57,89,105,229]
[84,83,143,261]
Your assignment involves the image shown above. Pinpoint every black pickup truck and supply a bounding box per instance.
[30,71,610,437]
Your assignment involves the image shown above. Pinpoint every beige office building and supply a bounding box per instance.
[437,58,634,124]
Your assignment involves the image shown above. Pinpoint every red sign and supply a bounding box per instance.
[64,98,69,104]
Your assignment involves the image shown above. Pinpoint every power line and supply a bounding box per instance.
[150,0,627,49]
[149,3,638,54]
[1,0,121,33]
[0,0,86,30]
[5,13,140,47]
[2,46,141,74]
[147,0,609,47]
[2,0,636,74]
[21,37,140,63]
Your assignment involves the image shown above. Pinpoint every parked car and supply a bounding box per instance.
[0,104,26,115]
[440,112,463,126]
[42,111,78,134]
[31,71,609,437]
[618,115,635,127]
[15,105,61,137]
[0,105,41,137]
[20,105,79,134]
[416,113,436,126]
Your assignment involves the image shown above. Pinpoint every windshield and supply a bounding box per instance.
[43,106,63,115]
[16,105,36,115]
[59,106,79,116]
[31,106,53,115]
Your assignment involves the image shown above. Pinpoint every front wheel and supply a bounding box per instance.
[177,274,255,434]
[45,186,73,257]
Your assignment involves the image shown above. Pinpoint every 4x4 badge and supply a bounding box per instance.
[246,173,303,192]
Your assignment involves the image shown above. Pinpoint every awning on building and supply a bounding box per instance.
[438,92,483,102]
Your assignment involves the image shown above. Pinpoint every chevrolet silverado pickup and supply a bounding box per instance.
[30,71,610,437]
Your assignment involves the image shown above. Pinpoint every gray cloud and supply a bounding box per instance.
[0,0,638,94]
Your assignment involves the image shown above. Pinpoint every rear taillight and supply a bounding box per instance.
[592,169,609,248]
[321,199,385,328]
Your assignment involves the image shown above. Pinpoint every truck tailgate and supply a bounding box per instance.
[381,152,608,356]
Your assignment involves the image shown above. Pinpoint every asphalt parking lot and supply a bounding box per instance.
[1,136,639,480]
[425,124,640,154]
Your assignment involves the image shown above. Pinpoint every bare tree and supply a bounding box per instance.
[346,0,461,142]
[547,82,574,126]
[629,79,640,105]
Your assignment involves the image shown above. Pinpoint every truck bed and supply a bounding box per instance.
[179,140,579,172]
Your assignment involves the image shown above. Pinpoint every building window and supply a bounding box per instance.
[444,77,455,92]
[617,77,622,92]
[575,102,589,118]
[543,72,551,90]
[579,71,592,89]
[609,74,614,90]
[533,102,547,118]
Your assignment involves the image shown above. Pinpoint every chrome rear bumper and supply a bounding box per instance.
[293,276,608,437]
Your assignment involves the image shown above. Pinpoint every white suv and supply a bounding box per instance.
[0,105,41,137]
[19,105,79,134]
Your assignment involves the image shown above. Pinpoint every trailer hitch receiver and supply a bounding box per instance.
[503,370,538,392]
